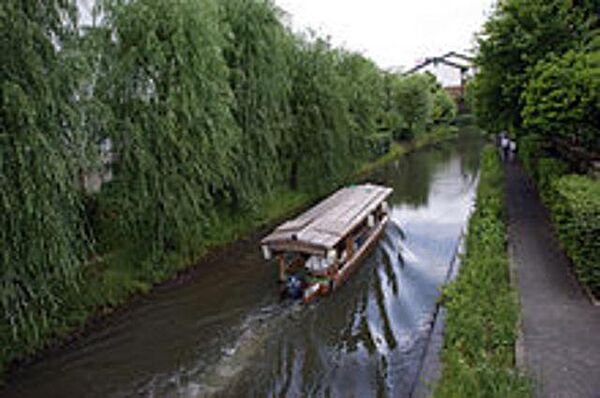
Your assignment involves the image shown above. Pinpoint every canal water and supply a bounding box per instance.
[1,134,483,398]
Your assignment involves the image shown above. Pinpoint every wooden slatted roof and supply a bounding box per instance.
[262,184,392,253]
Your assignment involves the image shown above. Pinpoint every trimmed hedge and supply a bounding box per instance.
[518,137,599,298]
[549,176,600,297]
[434,147,530,397]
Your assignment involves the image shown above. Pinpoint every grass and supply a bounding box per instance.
[1,123,461,378]
[357,124,459,176]
[433,147,531,397]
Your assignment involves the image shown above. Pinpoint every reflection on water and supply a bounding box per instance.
[1,134,483,398]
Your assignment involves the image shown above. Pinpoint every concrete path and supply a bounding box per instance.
[505,161,600,398]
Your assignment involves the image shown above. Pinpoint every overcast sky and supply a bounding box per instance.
[275,0,496,85]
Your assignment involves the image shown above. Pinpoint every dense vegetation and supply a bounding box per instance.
[434,148,530,397]
[519,145,600,298]
[1,0,457,371]
[471,0,600,297]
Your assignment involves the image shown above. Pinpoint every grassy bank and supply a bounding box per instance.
[1,125,461,377]
[433,147,531,397]
[357,124,459,175]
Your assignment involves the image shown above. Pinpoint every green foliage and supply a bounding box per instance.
[97,0,240,257]
[284,38,354,191]
[432,88,458,123]
[1,0,456,372]
[473,0,594,133]
[1,0,89,363]
[516,135,543,177]
[518,134,598,298]
[337,52,388,156]
[474,2,599,300]
[221,0,293,207]
[534,158,569,204]
[389,74,433,139]
[522,50,600,152]
[434,147,531,397]
[548,175,600,297]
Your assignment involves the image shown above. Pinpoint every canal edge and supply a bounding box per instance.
[410,228,467,398]
[507,221,526,371]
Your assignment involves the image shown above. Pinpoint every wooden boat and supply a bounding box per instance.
[260,184,393,303]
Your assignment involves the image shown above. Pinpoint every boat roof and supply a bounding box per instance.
[261,184,392,255]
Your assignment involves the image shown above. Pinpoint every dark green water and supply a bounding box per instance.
[1,134,483,398]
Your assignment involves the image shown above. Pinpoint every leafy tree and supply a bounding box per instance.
[432,88,458,123]
[1,0,88,359]
[336,51,387,158]
[285,37,353,191]
[221,0,293,208]
[474,0,594,133]
[96,0,240,258]
[522,49,600,151]
[391,74,433,138]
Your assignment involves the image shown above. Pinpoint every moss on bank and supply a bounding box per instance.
[433,147,531,397]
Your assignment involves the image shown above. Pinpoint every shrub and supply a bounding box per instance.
[432,88,458,123]
[390,74,433,138]
[522,49,600,153]
[548,175,600,298]
[535,157,568,204]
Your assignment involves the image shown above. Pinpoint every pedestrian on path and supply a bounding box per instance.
[509,140,517,162]
[499,131,509,161]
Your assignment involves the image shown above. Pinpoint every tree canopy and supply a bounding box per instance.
[1,0,454,367]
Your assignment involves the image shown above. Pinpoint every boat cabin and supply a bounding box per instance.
[261,184,393,302]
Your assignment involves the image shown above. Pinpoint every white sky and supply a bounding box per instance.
[275,0,496,86]
[76,0,495,86]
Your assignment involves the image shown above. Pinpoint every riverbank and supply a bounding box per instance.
[433,147,531,397]
[1,124,462,380]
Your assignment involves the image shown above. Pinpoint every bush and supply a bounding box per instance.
[389,74,433,138]
[548,175,600,298]
[432,88,458,123]
[434,147,530,397]
[365,132,392,159]
[535,157,568,203]
[522,49,600,153]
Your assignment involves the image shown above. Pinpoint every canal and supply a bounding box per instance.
[2,134,484,398]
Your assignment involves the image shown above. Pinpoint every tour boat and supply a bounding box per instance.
[260,184,393,303]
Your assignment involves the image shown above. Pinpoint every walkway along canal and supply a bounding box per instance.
[505,161,600,398]
[1,134,484,398]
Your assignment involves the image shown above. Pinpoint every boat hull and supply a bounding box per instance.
[333,215,389,290]
[303,215,389,303]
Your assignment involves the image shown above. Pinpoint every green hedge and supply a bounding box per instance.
[434,147,530,397]
[548,176,600,297]
[517,136,599,298]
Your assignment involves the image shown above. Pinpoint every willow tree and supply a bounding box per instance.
[97,0,240,260]
[1,0,88,360]
[285,37,353,192]
[337,52,388,159]
[221,0,293,208]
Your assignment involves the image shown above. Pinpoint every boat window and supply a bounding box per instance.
[305,255,329,272]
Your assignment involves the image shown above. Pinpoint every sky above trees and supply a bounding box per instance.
[275,0,496,85]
